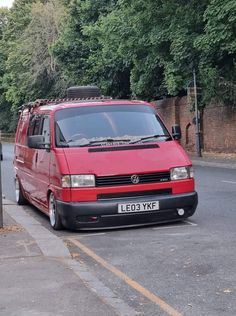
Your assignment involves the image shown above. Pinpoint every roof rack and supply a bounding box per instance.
[20,96,112,112]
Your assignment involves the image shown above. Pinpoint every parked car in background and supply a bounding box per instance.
[14,86,198,230]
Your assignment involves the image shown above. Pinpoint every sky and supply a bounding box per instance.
[0,0,14,8]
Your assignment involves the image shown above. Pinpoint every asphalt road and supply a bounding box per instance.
[1,143,15,201]
[1,143,236,316]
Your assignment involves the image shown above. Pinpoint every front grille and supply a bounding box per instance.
[96,172,170,187]
[97,189,172,200]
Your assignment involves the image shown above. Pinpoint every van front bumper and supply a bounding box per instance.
[56,191,198,230]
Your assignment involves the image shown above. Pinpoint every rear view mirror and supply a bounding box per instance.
[28,135,49,149]
[172,124,182,140]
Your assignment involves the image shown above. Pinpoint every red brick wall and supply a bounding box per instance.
[153,97,236,154]
[203,105,236,153]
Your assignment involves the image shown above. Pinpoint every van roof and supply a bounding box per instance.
[22,98,151,114]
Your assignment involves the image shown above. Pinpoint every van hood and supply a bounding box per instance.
[63,141,191,176]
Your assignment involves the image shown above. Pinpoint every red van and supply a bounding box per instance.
[14,88,198,230]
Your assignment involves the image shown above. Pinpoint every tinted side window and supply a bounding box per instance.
[27,115,50,140]
[33,117,41,135]
[41,116,50,143]
[28,115,42,136]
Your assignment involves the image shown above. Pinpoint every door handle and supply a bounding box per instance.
[35,152,38,164]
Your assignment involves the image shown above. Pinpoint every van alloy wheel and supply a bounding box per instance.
[15,178,27,205]
[48,193,63,230]
[15,178,20,202]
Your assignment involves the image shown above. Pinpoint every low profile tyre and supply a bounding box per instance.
[48,192,63,230]
[15,178,27,205]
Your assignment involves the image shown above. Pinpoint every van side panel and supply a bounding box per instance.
[14,112,30,192]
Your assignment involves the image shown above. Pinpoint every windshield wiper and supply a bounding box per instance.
[129,134,172,144]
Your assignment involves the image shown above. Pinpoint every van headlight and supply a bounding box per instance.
[170,166,194,181]
[61,175,95,188]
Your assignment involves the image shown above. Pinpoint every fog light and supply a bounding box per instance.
[177,208,185,216]
[76,215,99,223]
[89,216,98,221]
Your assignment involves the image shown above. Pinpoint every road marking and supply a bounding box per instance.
[184,220,198,226]
[162,232,192,236]
[78,232,106,238]
[69,238,183,316]
[152,225,186,231]
[222,180,236,185]
[152,220,197,230]
[60,232,106,240]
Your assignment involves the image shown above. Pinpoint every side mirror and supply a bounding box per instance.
[172,124,182,140]
[28,135,49,149]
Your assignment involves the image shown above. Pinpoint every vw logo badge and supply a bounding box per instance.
[131,174,140,184]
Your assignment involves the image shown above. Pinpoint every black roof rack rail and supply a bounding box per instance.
[19,96,112,112]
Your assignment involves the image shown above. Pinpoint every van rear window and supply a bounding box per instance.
[54,105,170,147]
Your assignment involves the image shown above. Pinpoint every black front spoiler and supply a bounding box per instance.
[56,192,198,230]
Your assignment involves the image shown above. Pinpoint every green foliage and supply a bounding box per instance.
[0,8,14,132]
[2,0,67,108]
[0,94,17,132]
[195,0,236,106]
[52,0,122,96]
[54,0,209,100]
[0,0,68,131]
[0,0,236,132]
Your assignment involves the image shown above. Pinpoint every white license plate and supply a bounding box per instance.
[118,201,159,213]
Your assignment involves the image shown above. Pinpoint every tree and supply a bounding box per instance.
[195,0,236,106]
[1,0,235,128]
[0,8,15,132]
[83,0,209,100]
[52,0,127,97]
[2,0,67,108]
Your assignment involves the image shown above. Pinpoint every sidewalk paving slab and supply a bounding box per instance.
[0,204,137,316]
[0,255,118,316]
[0,211,41,260]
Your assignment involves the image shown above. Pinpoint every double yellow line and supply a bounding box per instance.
[69,238,182,316]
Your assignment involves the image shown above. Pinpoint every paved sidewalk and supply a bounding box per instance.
[0,200,136,316]
[190,154,236,169]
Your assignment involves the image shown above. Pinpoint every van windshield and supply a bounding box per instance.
[54,104,171,147]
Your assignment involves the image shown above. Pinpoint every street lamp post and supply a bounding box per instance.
[193,69,202,157]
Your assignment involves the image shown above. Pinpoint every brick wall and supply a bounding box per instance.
[203,105,236,153]
[154,97,236,154]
